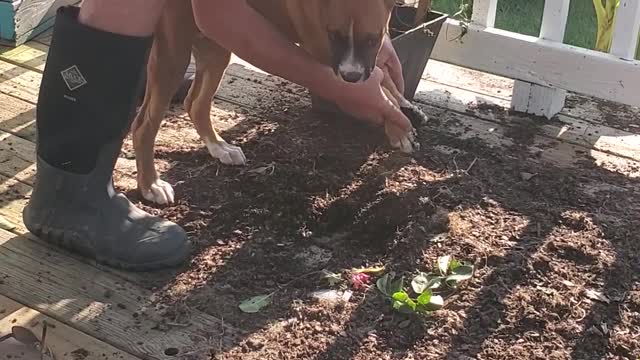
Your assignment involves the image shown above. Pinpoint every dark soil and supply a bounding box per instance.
[565,94,640,134]
[117,69,640,360]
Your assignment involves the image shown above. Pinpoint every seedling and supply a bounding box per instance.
[377,255,474,315]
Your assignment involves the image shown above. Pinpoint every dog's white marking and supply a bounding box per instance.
[206,139,246,166]
[338,21,365,81]
[142,178,175,205]
[390,129,419,154]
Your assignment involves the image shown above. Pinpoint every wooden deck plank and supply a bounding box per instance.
[0,294,141,360]
[411,81,640,162]
[0,173,31,232]
[0,41,48,72]
[424,60,640,129]
[424,60,512,100]
[0,91,36,141]
[0,55,41,104]
[0,132,36,184]
[0,227,237,359]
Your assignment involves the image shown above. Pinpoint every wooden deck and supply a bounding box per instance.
[0,28,638,359]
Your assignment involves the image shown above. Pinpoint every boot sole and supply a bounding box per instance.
[28,224,191,272]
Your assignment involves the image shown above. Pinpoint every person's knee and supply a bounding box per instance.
[78,0,168,36]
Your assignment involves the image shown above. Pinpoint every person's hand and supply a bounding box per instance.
[376,35,405,96]
[332,66,413,146]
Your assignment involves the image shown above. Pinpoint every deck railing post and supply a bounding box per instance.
[609,0,640,60]
[511,0,570,119]
[471,0,498,27]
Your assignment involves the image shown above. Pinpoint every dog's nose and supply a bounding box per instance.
[340,71,363,83]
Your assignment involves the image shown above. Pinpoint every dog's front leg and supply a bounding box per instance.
[186,35,246,166]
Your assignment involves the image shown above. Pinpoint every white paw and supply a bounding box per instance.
[206,140,246,166]
[391,129,420,154]
[141,179,175,205]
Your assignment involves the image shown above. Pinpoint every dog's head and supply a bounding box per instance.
[322,0,397,83]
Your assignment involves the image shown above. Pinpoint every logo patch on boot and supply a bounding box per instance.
[61,65,87,91]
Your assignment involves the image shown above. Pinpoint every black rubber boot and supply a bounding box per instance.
[23,6,191,271]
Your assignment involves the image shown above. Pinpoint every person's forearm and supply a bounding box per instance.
[191,0,340,100]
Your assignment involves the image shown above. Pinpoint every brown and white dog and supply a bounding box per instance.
[132,0,428,205]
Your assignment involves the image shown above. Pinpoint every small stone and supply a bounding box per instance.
[398,319,412,329]
[520,172,537,181]
[246,338,263,351]
[311,289,352,304]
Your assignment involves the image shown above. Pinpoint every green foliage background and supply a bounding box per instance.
[431,0,639,59]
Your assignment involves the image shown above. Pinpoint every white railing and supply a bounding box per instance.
[430,0,640,119]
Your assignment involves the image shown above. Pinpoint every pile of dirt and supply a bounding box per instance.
[117,76,640,359]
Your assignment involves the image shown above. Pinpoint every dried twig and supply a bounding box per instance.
[466,157,478,173]
[40,321,48,360]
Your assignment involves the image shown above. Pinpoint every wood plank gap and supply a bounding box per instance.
[0,294,142,360]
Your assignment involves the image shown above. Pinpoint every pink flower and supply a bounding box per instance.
[351,273,371,290]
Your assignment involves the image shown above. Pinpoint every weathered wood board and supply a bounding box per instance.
[0,0,79,47]
[0,226,238,359]
[0,294,141,359]
[430,20,640,108]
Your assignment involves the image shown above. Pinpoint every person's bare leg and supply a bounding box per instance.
[78,0,166,36]
[23,0,191,271]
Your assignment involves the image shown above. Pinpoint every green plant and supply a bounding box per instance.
[376,255,474,315]
[593,0,620,52]
[451,0,473,40]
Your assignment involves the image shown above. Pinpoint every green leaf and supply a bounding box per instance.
[377,272,404,297]
[239,294,272,313]
[405,298,417,311]
[445,265,475,287]
[411,273,443,294]
[376,273,391,295]
[389,276,404,294]
[417,289,432,305]
[437,255,451,275]
[392,291,409,302]
[449,258,462,271]
[411,273,430,294]
[320,270,342,287]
